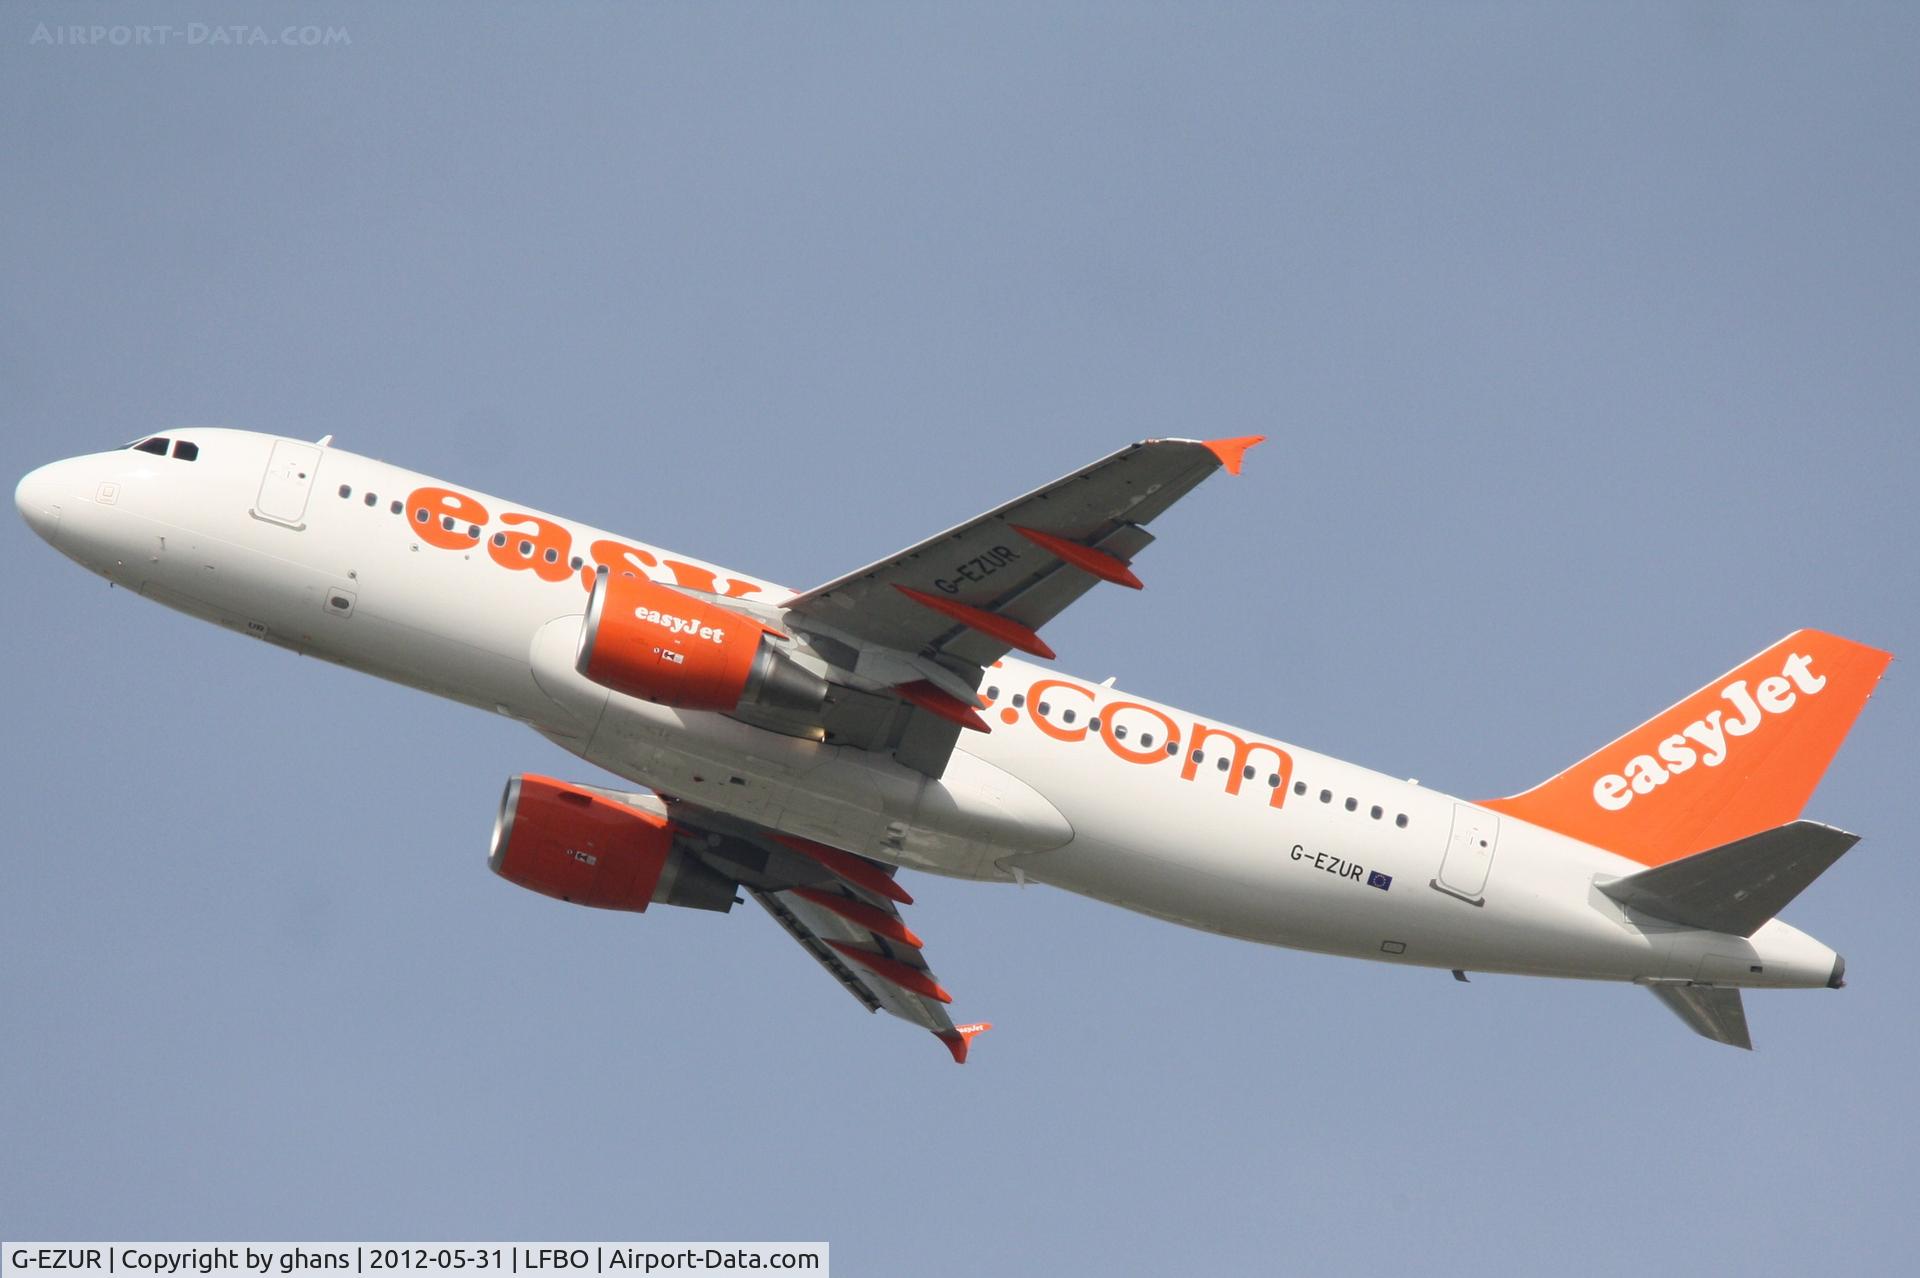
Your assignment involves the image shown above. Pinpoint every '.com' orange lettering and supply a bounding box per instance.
[985,681,1293,809]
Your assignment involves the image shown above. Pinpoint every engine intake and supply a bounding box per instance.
[489,774,736,913]
[575,567,826,713]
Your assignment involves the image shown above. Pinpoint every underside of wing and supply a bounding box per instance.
[664,802,989,1062]
[757,436,1263,777]
[782,436,1262,668]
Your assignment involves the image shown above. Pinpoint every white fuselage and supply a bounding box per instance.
[15,429,1842,991]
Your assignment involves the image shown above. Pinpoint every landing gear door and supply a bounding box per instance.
[1434,804,1499,905]
[253,439,323,529]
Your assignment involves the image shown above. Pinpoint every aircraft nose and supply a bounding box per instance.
[15,462,64,545]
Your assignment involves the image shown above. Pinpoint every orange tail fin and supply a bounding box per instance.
[1483,630,1891,866]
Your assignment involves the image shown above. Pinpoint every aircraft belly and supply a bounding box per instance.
[521,615,1072,876]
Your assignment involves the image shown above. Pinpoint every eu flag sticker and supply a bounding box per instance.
[1366,870,1393,891]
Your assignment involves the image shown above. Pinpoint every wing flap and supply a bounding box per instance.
[755,885,966,1042]
[664,802,981,1061]
[753,888,885,1015]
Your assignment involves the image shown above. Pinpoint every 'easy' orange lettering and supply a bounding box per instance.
[407,486,489,551]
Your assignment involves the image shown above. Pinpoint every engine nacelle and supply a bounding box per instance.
[488,775,737,913]
[575,568,827,713]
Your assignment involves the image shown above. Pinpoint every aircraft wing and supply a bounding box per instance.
[664,800,989,1063]
[774,436,1263,776]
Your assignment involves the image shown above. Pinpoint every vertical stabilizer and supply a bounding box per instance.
[1484,631,1890,866]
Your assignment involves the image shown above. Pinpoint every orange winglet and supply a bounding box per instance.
[1201,435,1266,476]
[774,835,914,906]
[936,1021,992,1065]
[791,886,924,949]
[894,586,1056,660]
[894,680,990,733]
[1010,526,1143,590]
[825,940,952,1004]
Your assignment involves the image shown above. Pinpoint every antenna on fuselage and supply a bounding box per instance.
[316,434,333,447]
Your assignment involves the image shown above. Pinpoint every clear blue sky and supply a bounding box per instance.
[4,4,1917,1273]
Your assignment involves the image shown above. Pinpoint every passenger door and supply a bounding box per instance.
[253,439,322,528]
[1434,803,1499,905]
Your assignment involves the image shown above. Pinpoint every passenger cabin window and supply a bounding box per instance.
[172,440,199,461]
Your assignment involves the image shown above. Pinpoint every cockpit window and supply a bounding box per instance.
[132,437,169,456]
[172,440,199,461]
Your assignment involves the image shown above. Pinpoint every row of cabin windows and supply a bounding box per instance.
[126,436,199,461]
[984,683,1412,828]
[340,483,405,517]
[336,483,588,571]
[1292,779,1411,827]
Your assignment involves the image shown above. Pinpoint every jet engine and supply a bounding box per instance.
[488,774,737,913]
[575,568,827,714]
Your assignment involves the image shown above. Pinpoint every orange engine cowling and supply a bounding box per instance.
[575,568,827,713]
[488,775,737,913]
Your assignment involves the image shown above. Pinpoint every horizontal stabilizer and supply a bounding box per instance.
[1600,820,1858,937]
[1649,983,1752,1050]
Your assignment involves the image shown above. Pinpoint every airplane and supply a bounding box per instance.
[14,429,1891,1057]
